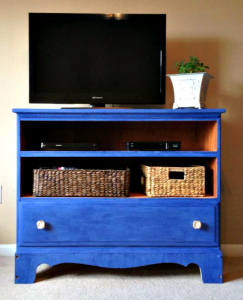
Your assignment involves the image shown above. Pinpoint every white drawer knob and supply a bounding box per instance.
[193,221,202,229]
[37,220,45,230]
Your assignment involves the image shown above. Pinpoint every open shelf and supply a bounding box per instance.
[20,157,218,198]
[20,120,218,200]
[20,121,218,151]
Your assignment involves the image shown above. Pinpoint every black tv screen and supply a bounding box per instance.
[29,13,166,105]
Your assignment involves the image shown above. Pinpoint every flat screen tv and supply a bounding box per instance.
[29,13,166,106]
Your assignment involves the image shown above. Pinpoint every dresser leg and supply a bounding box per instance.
[199,254,223,284]
[15,254,37,284]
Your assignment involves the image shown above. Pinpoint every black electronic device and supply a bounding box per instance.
[126,141,181,151]
[41,142,99,151]
[29,13,166,106]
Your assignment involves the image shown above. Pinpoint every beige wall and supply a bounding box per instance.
[0,0,242,244]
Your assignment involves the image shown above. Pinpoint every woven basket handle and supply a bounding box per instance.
[168,167,185,180]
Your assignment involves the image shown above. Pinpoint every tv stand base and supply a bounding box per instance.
[15,248,223,284]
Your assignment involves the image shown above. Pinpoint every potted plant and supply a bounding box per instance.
[167,56,214,109]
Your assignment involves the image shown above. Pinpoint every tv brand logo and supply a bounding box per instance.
[92,96,104,99]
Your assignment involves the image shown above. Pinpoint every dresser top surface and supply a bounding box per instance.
[12,108,226,115]
[12,108,225,122]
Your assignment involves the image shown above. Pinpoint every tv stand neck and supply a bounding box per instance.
[61,104,107,109]
[61,105,134,109]
[89,103,106,108]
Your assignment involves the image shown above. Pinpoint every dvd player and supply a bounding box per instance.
[41,142,99,151]
[126,141,181,151]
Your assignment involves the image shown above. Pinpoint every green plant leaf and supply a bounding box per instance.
[174,56,210,73]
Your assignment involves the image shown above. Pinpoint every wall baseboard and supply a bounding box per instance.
[0,244,16,256]
[0,244,243,257]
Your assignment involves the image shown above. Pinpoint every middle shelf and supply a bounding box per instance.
[20,151,218,158]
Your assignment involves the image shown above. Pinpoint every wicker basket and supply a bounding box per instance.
[141,164,205,197]
[33,168,130,197]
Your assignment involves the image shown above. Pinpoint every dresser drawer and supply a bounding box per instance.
[19,201,218,247]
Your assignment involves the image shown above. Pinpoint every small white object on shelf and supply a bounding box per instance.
[167,72,214,109]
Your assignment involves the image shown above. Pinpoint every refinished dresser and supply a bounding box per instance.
[13,108,225,284]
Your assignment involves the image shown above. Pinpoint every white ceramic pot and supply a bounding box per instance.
[167,72,214,109]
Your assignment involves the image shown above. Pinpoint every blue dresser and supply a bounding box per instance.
[13,108,225,284]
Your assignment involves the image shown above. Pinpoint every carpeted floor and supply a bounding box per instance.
[0,257,243,300]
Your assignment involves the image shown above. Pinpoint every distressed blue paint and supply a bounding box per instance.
[19,202,218,247]
[17,246,221,254]
[13,108,225,284]
[12,108,226,122]
[20,198,219,205]
[20,150,218,158]
[16,115,21,249]
[217,118,222,246]
[217,118,221,199]
[15,248,223,284]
